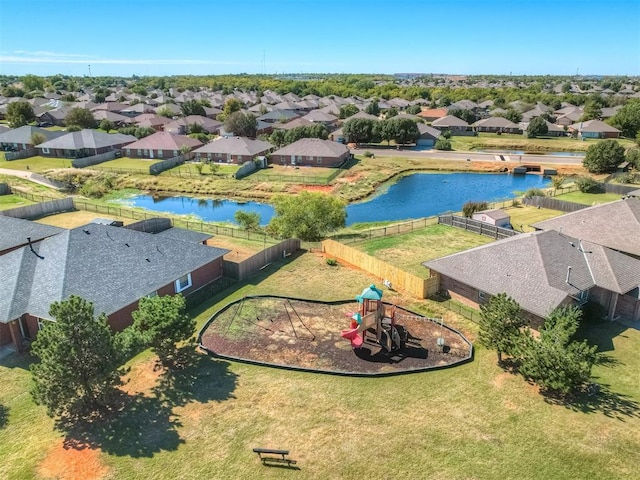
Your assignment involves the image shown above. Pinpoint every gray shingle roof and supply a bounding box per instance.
[0,224,229,323]
[532,198,640,257]
[0,125,65,144]
[271,138,349,158]
[37,129,136,150]
[424,229,640,319]
[194,136,273,156]
[0,216,64,252]
[154,227,212,244]
[432,115,470,127]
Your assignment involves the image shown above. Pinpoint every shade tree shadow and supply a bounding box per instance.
[0,403,8,430]
[544,383,640,421]
[152,352,238,408]
[58,391,183,457]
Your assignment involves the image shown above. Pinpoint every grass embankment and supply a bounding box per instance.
[555,191,627,205]
[352,223,493,277]
[0,194,35,210]
[450,133,636,153]
[0,156,72,172]
[2,252,640,479]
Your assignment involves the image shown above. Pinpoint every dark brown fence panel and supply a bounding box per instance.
[0,197,74,219]
[522,196,588,213]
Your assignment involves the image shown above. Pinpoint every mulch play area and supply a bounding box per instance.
[199,291,472,375]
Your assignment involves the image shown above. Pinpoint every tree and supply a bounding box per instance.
[6,101,35,128]
[22,74,44,92]
[268,191,346,241]
[180,100,206,117]
[30,296,125,418]
[580,102,602,121]
[283,124,328,145]
[385,107,398,119]
[526,116,549,138]
[365,100,380,116]
[388,117,420,145]
[503,108,523,124]
[132,294,195,369]
[626,148,640,169]
[434,136,452,151]
[583,139,626,173]
[156,106,174,118]
[448,108,477,125]
[406,104,422,115]
[551,175,566,192]
[223,97,243,117]
[235,210,261,232]
[338,103,359,119]
[30,132,46,146]
[134,126,155,139]
[224,111,257,137]
[99,119,115,132]
[609,99,640,138]
[342,118,377,145]
[64,107,96,129]
[478,293,524,363]
[269,129,287,148]
[519,306,597,395]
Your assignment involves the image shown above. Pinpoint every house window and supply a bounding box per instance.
[126,149,131,156]
[157,150,163,158]
[478,290,487,302]
[42,147,50,154]
[137,149,142,156]
[146,291,158,299]
[175,273,192,293]
[37,317,54,331]
[173,150,178,157]
[317,157,322,164]
[576,290,589,305]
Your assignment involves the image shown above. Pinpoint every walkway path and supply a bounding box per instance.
[0,168,64,190]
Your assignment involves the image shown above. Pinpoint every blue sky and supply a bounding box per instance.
[1,0,639,77]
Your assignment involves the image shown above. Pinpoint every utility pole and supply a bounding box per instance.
[88,64,92,77]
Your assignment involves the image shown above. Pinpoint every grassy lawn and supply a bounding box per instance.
[250,164,338,181]
[35,210,132,229]
[95,157,161,171]
[162,163,240,177]
[0,155,73,172]
[1,251,639,479]
[0,194,35,210]
[352,223,493,277]
[503,204,564,232]
[555,191,624,205]
[449,133,636,153]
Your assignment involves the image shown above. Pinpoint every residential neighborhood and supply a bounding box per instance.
[1,0,639,478]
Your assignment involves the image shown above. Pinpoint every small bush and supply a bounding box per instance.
[435,137,452,151]
[462,200,489,217]
[574,176,603,193]
[615,172,635,184]
[512,199,521,207]
[523,188,546,198]
[363,150,375,158]
[326,258,338,266]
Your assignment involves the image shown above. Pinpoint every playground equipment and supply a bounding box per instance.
[340,284,404,354]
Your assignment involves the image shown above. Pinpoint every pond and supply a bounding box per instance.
[124,172,551,226]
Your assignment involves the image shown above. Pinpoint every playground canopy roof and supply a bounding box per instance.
[356,284,383,302]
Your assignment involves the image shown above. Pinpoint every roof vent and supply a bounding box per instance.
[566,266,572,285]
[145,258,151,262]
[82,229,90,234]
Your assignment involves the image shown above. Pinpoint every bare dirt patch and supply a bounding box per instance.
[36,211,131,229]
[201,297,472,374]
[205,237,260,262]
[38,442,110,480]
[121,357,162,395]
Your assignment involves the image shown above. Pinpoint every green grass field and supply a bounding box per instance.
[95,157,161,171]
[450,133,636,153]
[351,224,494,277]
[504,205,564,231]
[0,194,35,210]
[555,191,624,205]
[1,251,639,479]
[163,163,240,176]
[0,155,73,172]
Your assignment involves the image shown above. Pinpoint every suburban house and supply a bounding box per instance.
[90,102,129,114]
[424,229,640,327]
[134,114,172,131]
[36,129,137,158]
[36,107,74,127]
[92,110,135,127]
[258,109,300,124]
[416,124,441,147]
[0,220,229,352]
[568,120,621,139]
[0,126,66,151]
[301,110,339,129]
[418,108,448,122]
[123,132,203,159]
[271,117,315,131]
[271,138,350,167]
[432,115,474,136]
[472,117,521,134]
[193,136,273,164]
[531,198,640,259]
[163,115,223,135]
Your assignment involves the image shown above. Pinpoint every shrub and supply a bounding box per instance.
[435,137,452,151]
[523,188,546,198]
[326,258,338,266]
[363,150,375,158]
[574,176,603,193]
[462,200,489,217]
[615,172,635,184]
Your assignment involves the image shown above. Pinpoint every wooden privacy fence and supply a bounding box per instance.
[522,196,588,213]
[4,148,36,161]
[321,239,438,299]
[438,215,519,239]
[0,197,74,219]
[0,183,9,195]
[72,150,118,168]
[224,238,301,281]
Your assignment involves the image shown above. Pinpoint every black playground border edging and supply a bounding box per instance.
[197,294,474,377]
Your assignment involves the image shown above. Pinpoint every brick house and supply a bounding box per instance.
[193,136,273,164]
[0,220,228,352]
[36,129,136,158]
[271,138,350,167]
[123,132,203,159]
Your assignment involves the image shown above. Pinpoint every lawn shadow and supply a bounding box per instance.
[576,317,629,353]
[545,383,640,421]
[0,403,8,429]
[152,352,238,408]
[58,391,183,458]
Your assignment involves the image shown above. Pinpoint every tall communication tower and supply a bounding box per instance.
[88,64,92,77]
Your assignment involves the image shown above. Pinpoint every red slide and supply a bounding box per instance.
[340,327,363,348]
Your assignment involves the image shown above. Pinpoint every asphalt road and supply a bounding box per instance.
[350,147,586,166]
